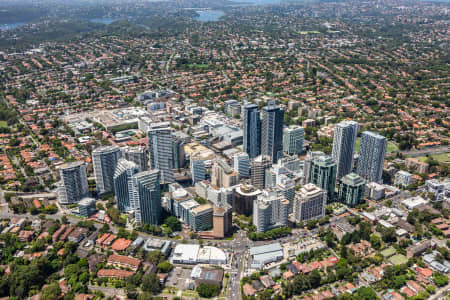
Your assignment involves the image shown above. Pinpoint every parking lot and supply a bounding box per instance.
[166,266,193,291]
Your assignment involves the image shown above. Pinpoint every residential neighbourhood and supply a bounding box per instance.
[0,0,448,299]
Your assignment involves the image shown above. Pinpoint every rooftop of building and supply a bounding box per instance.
[191,203,213,215]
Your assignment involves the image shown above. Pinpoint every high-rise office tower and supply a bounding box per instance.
[261,105,284,163]
[114,159,140,213]
[233,184,262,216]
[250,155,272,190]
[332,120,358,180]
[303,151,325,185]
[276,174,296,213]
[92,145,122,195]
[148,124,174,184]
[211,159,239,188]
[243,104,261,159]
[338,173,366,207]
[122,146,148,171]
[188,204,213,232]
[253,188,289,233]
[190,152,206,184]
[173,137,186,169]
[131,170,161,225]
[283,125,305,156]
[212,204,233,238]
[233,152,250,178]
[308,155,337,202]
[57,162,89,205]
[293,183,326,223]
[357,131,387,183]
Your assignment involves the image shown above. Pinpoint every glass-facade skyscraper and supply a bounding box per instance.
[148,124,174,184]
[261,105,284,163]
[308,155,337,202]
[132,170,161,225]
[243,104,261,159]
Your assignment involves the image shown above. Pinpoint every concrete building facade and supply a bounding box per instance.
[357,131,387,183]
[294,183,326,223]
[283,125,304,155]
[93,145,122,195]
[332,120,358,180]
[58,161,89,205]
[148,124,174,184]
[261,105,284,163]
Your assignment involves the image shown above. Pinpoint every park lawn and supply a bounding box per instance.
[182,290,199,297]
[415,152,450,164]
[188,64,209,69]
[355,137,398,153]
[0,121,7,128]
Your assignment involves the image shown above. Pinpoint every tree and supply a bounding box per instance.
[146,250,164,264]
[100,223,110,234]
[141,274,162,294]
[40,283,61,300]
[164,216,181,232]
[370,234,382,250]
[381,227,397,243]
[356,286,377,300]
[157,261,173,273]
[137,292,154,300]
[196,283,220,298]
[433,272,448,287]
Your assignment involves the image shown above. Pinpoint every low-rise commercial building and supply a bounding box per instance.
[250,243,284,269]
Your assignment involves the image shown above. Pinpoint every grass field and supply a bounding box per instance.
[188,64,209,69]
[415,152,450,164]
[355,137,398,153]
[0,121,7,128]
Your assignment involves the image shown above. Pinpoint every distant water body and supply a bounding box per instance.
[194,0,281,22]
[229,0,280,4]
[88,18,121,24]
[194,10,226,22]
[0,22,25,30]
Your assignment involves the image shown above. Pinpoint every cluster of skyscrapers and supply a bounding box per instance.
[57,100,389,235]
[240,107,388,231]
[58,121,180,226]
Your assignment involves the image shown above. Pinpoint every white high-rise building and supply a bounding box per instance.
[253,188,289,233]
[276,174,296,213]
[92,145,122,194]
[233,152,250,178]
[114,158,140,213]
[357,131,387,183]
[394,170,412,187]
[293,183,326,223]
[58,162,89,205]
[332,120,358,180]
[122,146,148,171]
[283,125,304,155]
[148,124,174,184]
